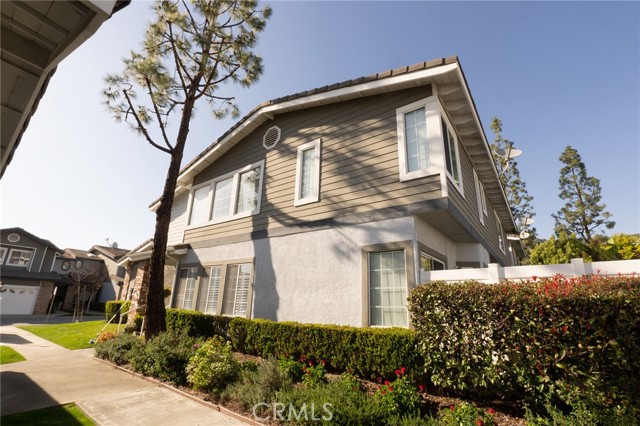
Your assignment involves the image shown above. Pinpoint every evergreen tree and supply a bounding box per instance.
[103,0,271,338]
[552,146,614,243]
[490,117,537,253]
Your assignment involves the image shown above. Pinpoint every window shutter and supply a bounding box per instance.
[205,265,222,314]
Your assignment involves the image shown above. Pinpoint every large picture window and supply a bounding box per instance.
[368,250,408,327]
[187,161,264,227]
[294,139,322,206]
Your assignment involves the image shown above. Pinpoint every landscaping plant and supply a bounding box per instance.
[374,367,421,418]
[186,336,240,393]
[129,332,199,385]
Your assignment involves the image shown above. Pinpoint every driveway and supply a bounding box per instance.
[0,321,253,425]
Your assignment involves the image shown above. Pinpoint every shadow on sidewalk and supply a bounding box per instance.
[0,333,32,345]
[0,371,60,416]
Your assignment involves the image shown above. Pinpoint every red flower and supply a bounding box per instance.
[400,366,407,375]
[551,327,557,334]
[381,390,386,395]
[321,360,326,366]
[450,405,455,411]
[532,275,538,281]
[384,380,390,385]
[388,386,393,392]
[309,361,313,366]
[562,325,568,333]
[395,369,401,376]
[418,385,425,392]
[488,408,496,414]
[476,420,484,426]
[377,377,382,383]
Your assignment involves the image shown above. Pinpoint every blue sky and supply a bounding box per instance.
[1,1,638,251]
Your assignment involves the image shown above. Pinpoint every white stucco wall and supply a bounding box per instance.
[457,243,490,267]
[415,217,458,265]
[184,216,415,327]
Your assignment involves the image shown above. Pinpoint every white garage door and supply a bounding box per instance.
[0,285,40,314]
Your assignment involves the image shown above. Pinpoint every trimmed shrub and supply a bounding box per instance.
[94,333,142,365]
[408,275,640,415]
[186,336,240,393]
[228,318,421,380]
[166,308,232,339]
[129,332,199,385]
[105,300,130,323]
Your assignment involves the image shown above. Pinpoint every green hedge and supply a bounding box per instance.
[408,276,640,414]
[105,300,130,323]
[166,308,232,339]
[228,318,421,380]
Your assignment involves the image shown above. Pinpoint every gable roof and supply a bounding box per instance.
[0,227,63,253]
[89,244,130,260]
[150,56,517,234]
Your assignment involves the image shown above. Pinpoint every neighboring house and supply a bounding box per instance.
[150,57,524,328]
[1,0,130,177]
[51,248,113,311]
[0,227,62,314]
[87,245,129,301]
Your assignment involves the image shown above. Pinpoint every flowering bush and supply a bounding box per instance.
[408,275,640,415]
[301,356,327,387]
[277,353,304,382]
[186,336,240,393]
[374,367,421,417]
[438,403,496,426]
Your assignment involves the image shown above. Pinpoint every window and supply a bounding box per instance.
[420,252,445,271]
[0,247,6,264]
[473,171,487,225]
[442,118,461,187]
[368,250,408,327]
[294,139,321,206]
[404,108,429,172]
[174,267,198,309]
[495,211,505,253]
[187,160,264,227]
[6,248,34,268]
[173,261,253,318]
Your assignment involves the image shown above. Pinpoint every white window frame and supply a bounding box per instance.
[6,248,34,268]
[294,138,322,206]
[0,247,6,265]
[186,160,265,229]
[473,170,487,226]
[396,97,441,182]
[420,251,446,271]
[368,250,408,328]
[440,112,464,195]
[495,211,506,253]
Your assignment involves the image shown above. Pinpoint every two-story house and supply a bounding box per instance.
[150,57,523,328]
[0,227,62,314]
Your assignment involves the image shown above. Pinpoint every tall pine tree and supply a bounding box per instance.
[552,145,614,242]
[103,0,271,338]
[490,117,537,253]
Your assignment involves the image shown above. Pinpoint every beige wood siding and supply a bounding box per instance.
[167,191,189,245]
[447,145,510,265]
[184,86,442,244]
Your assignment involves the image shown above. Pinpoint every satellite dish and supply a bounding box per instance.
[523,217,535,226]
[495,147,523,159]
[519,231,530,240]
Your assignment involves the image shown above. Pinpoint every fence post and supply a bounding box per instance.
[487,263,504,283]
[571,258,586,277]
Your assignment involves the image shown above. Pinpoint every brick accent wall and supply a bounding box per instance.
[33,281,54,314]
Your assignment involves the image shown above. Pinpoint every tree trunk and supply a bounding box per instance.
[144,99,194,339]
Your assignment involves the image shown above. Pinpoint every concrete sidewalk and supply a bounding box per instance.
[0,324,253,425]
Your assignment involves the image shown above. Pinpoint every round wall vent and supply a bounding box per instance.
[263,126,281,150]
[7,233,20,243]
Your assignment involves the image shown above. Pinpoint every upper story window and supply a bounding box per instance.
[473,171,488,225]
[294,139,322,206]
[495,211,505,253]
[187,160,265,228]
[0,246,6,264]
[7,248,34,268]
[442,117,462,189]
[396,96,463,194]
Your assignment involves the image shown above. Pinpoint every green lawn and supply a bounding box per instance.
[19,320,120,350]
[1,403,95,426]
[0,346,26,364]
